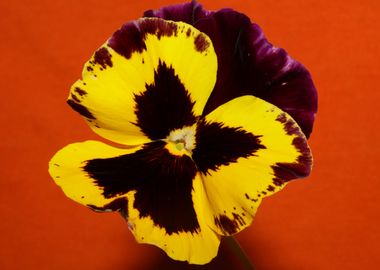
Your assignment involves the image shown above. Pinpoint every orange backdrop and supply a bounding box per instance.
[1,0,379,269]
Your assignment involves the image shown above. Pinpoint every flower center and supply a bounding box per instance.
[166,126,196,155]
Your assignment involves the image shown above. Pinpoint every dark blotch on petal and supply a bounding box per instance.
[194,33,210,52]
[272,136,312,186]
[134,60,197,140]
[94,47,113,69]
[272,161,310,186]
[193,120,265,174]
[273,112,312,183]
[108,22,146,59]
[84,141,200,235]
[139,18,178,39]
[276,113,300,136]
[108,18,178,59]
[67,99,95,119]
[214,213,246,235]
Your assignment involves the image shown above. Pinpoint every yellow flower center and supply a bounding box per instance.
[165,126,196,156]
[175,142,185,151]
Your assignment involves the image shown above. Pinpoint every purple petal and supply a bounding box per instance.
[143,1,210,26]
[144,3,317,138]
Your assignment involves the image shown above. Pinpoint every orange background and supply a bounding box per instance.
[1,0,379,269]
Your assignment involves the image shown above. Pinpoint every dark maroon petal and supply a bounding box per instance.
[143,1,210,26]
[144,4,317,138]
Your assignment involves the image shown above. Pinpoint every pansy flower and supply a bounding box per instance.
[49,1,316,265]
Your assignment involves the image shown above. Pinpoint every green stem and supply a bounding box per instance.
[225,236,255,270]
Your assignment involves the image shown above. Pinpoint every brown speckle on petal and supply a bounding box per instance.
[194,33,210,52]
[214,213,246,235]
[94,47,113,69]
[186,28,192,37]
[108,18,179,59]
[74,87,87,97]
[67,99,95,120]
[70,94,80,103]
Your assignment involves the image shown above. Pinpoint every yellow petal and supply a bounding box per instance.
[68,18,217,145]
[194,95,312,235]
[48,140,143,211]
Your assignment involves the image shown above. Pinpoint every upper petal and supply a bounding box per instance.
[144,5,318,138]
[192,95,312,235]
[68,18,217,145]
[143,1,210,25]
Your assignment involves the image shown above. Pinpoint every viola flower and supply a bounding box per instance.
[49,1,316,265]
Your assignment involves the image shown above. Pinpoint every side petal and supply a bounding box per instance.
[145,4,318,138]
[193,95,312,235]
[50,140,220,264]
[126,175,220,264]
[69,18,217,145]
[48,141,143,211]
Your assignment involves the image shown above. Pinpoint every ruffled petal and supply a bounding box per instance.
[192,95,312,235]
[48,141,142,211]
[68,18,217,145]
[143,1,210,25]
[144,5,317,138]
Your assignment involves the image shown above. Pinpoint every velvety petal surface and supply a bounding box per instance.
[192,95,312,235]
[144,5,318,138]
[68,18,217,145]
